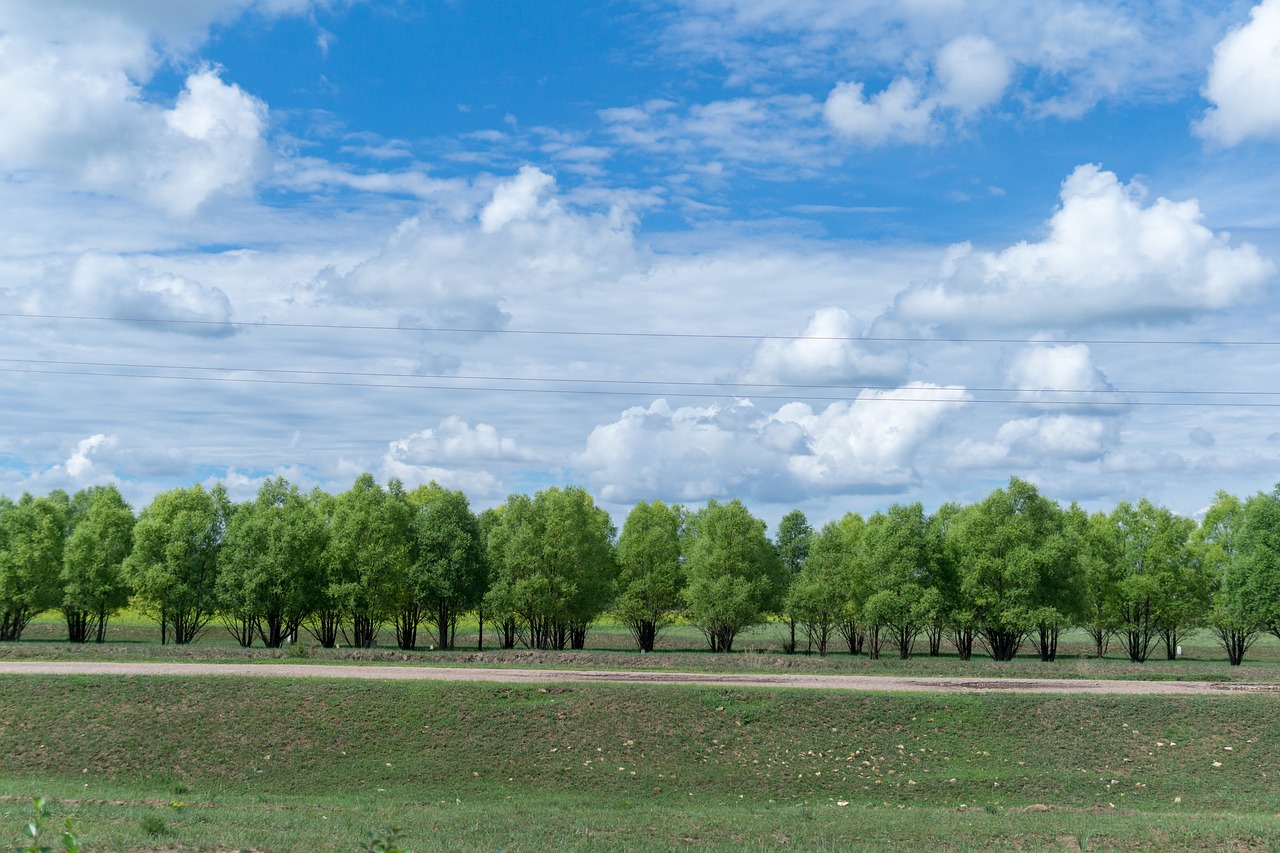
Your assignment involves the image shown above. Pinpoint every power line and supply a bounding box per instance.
[1,356,1277,399]
[6,363,1280,407]
[3,311,1279,347]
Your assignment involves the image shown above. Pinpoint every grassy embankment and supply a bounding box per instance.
[1,674,1278,851]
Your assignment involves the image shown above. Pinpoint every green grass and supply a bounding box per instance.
[8,616,1280,685]
[2,675,1278,851]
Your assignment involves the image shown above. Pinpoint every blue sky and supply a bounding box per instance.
[3,0,1280,527]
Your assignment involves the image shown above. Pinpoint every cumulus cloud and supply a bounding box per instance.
[381,416,539,496]
[954,414,1113,467]
[892,164,1277,328]
[0,3,276,215]
[1197,0,1280,145]
[322,167,644,317]
[1005,343,1118,409]
[63,434,119,482]
[63,253,235,333]
[480,165,557,233]
[823,36,1012,144]
[740,307,908,386]
[824,78,935,145]
[934,35,1013,112]
[0,33,270,214]
[576,385,969,502]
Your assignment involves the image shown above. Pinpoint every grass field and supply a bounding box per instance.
[2,674,1278,851]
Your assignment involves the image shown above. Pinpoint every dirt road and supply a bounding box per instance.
[2,660,1277,695]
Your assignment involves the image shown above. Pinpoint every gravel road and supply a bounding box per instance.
[3,661,1278,695]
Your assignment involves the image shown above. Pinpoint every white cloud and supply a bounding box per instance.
[62,253,235,332]
[0,6,272,216]
[576,386,969,502]
[1005,343,1117,409]
[381,416,536,496]
[480,165,557,233]
[824,78,935,145]
[320,167,645,319]
[662,1,1230,119]
[1197,0,1280,145]
[775,384,971,490]
[741,307,908,385]
[64,434,119,482]
[934,35,1012,112]
[892,164,1277,328]
[146,69,270,215]
[955,414,1111,467]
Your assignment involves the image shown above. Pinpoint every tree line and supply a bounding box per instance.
[1,475,1278,664]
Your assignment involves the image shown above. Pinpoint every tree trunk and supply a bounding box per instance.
[65,609,92,644]
[223,613,256,648]
[927,625,943,657]
[981,627,1023,661]
[865,624,883,660]
[950,627,974,661]
[95,609,111,643]
[1036,625,1059,662]
[306,608,340,648]
[345,612,379,648]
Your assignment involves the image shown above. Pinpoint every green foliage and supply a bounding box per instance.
[325,474,413,648]
[357,827,407,852]
[860,503,940,659]
[123,484,229,644]
[18,798,79,853]
[683,499,783,652]
[0,493,69,641]
[485,487,617,650]
[61,485,135,643]
[400,483,485,650]
[774,509,812,653]
[614,500,685,651]
[949,479,1073,661]
[783,519,855,656]
[216,477,328,648]
[1109,499,1204,662]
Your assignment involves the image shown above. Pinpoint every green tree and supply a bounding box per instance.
[1198,487,1280,664]
[325,474,413,648]
[125,484,230,644]
[784,520,853,656]
[1069,504,1123,658]
[860,503,944,660]
[683,499,783,653]
[1110,499,1201,662]
[774,509,813,654]
[927,502,973,659]
[950,479,1072,661]
[484,487,617,650]
[61,485,135,643]
[216,477,328,648]
[614,500,685,652]
[1194,491,1257,665]
[829,512,870,650]
[1238,487,1280,642]
[0,492,69,641]
[400,483,486,650]
[304,487,343,648]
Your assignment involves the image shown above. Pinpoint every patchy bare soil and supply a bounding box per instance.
[2,660,1277,694]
